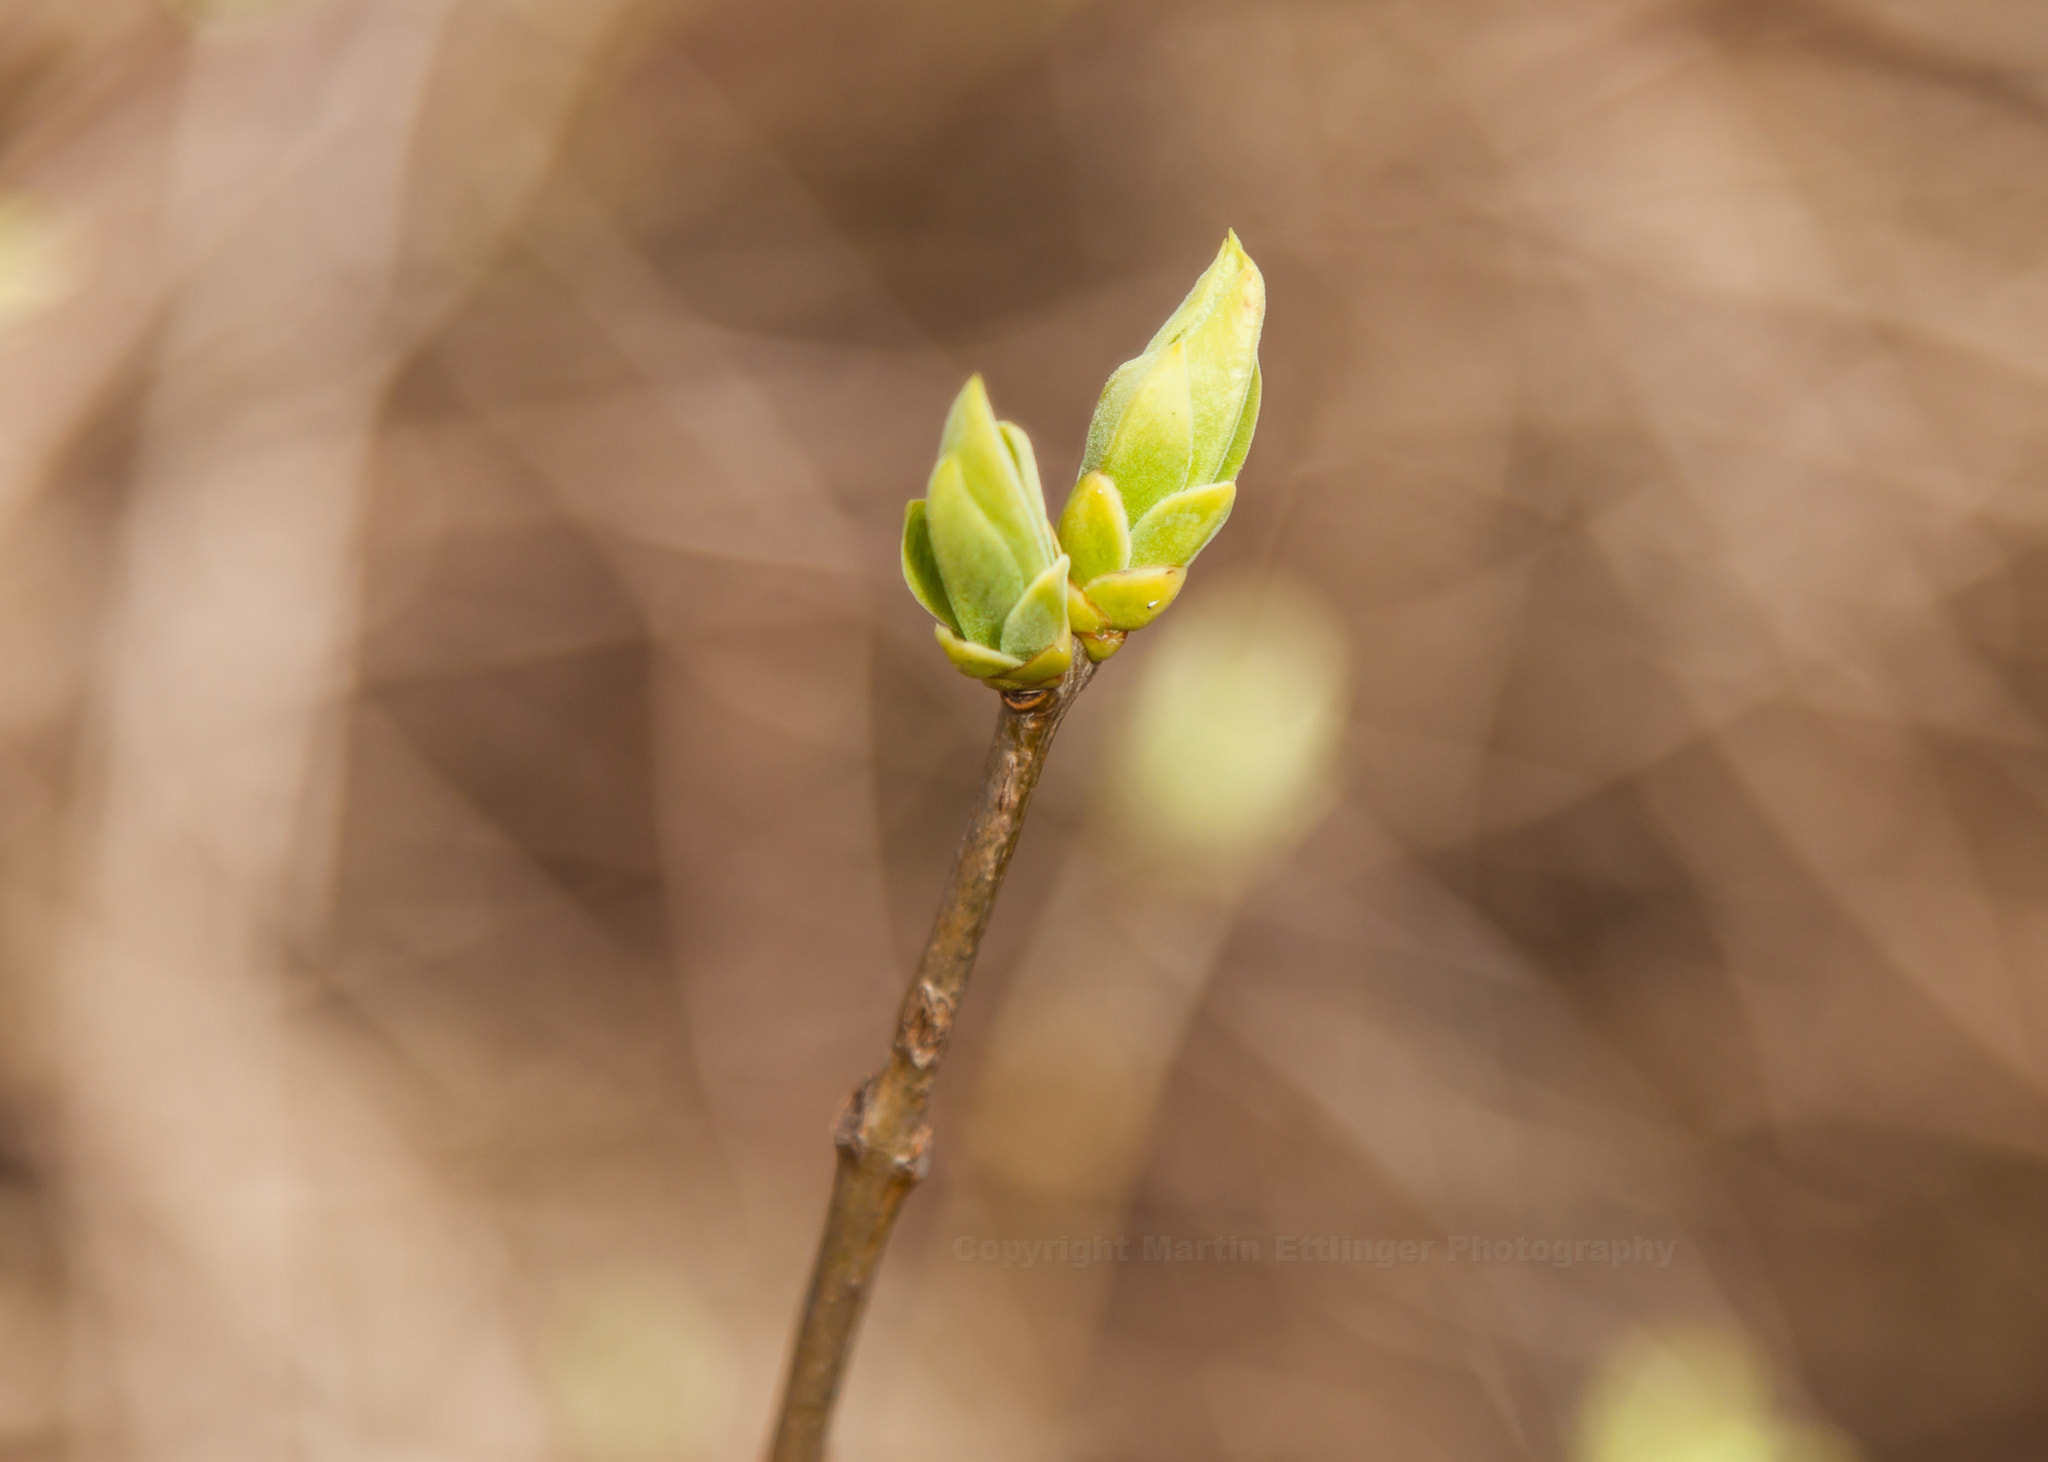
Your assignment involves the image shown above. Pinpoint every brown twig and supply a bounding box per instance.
[767,650,1098,1461]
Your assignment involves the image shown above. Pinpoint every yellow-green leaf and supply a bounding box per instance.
[1128,480,1236,569]
[926,453,1022,647]
[1168,233,1264,487]
[1067,581,1109,634]
[1080,565,1186,630]
[1094,342,1193,523]
[1000,555,1071,661]
[998,420,1058,565]
[1217,364,1260,486]
[1057,471,1131,584]
[936,623,1023,679]
[940,377,1052,578]
[900,499,958,632]
[995,632,1074,688]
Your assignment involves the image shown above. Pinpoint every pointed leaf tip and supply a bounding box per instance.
[940,375,1055,581]
[936,623,1023,679]
[1083,233,1264,538]
[1000,555,1071,660]
[1058,471,1132,584]
[926,452,1023,647]
[998,420,1059,565]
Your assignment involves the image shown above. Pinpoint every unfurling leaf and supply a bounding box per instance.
[902,377,1071,688]
[1057,233,1264,657]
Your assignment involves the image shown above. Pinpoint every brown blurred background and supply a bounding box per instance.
[2,1,2047,1458]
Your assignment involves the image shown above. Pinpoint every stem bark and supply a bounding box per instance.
[767,652,1097,1461]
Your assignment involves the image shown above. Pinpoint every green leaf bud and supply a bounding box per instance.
[942,376,1060,570]
[1059,233,1264,652]
[901,376,1073,688]
[1080,232,1263,503]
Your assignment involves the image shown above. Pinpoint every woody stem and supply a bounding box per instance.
[766,652,1097,1462]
